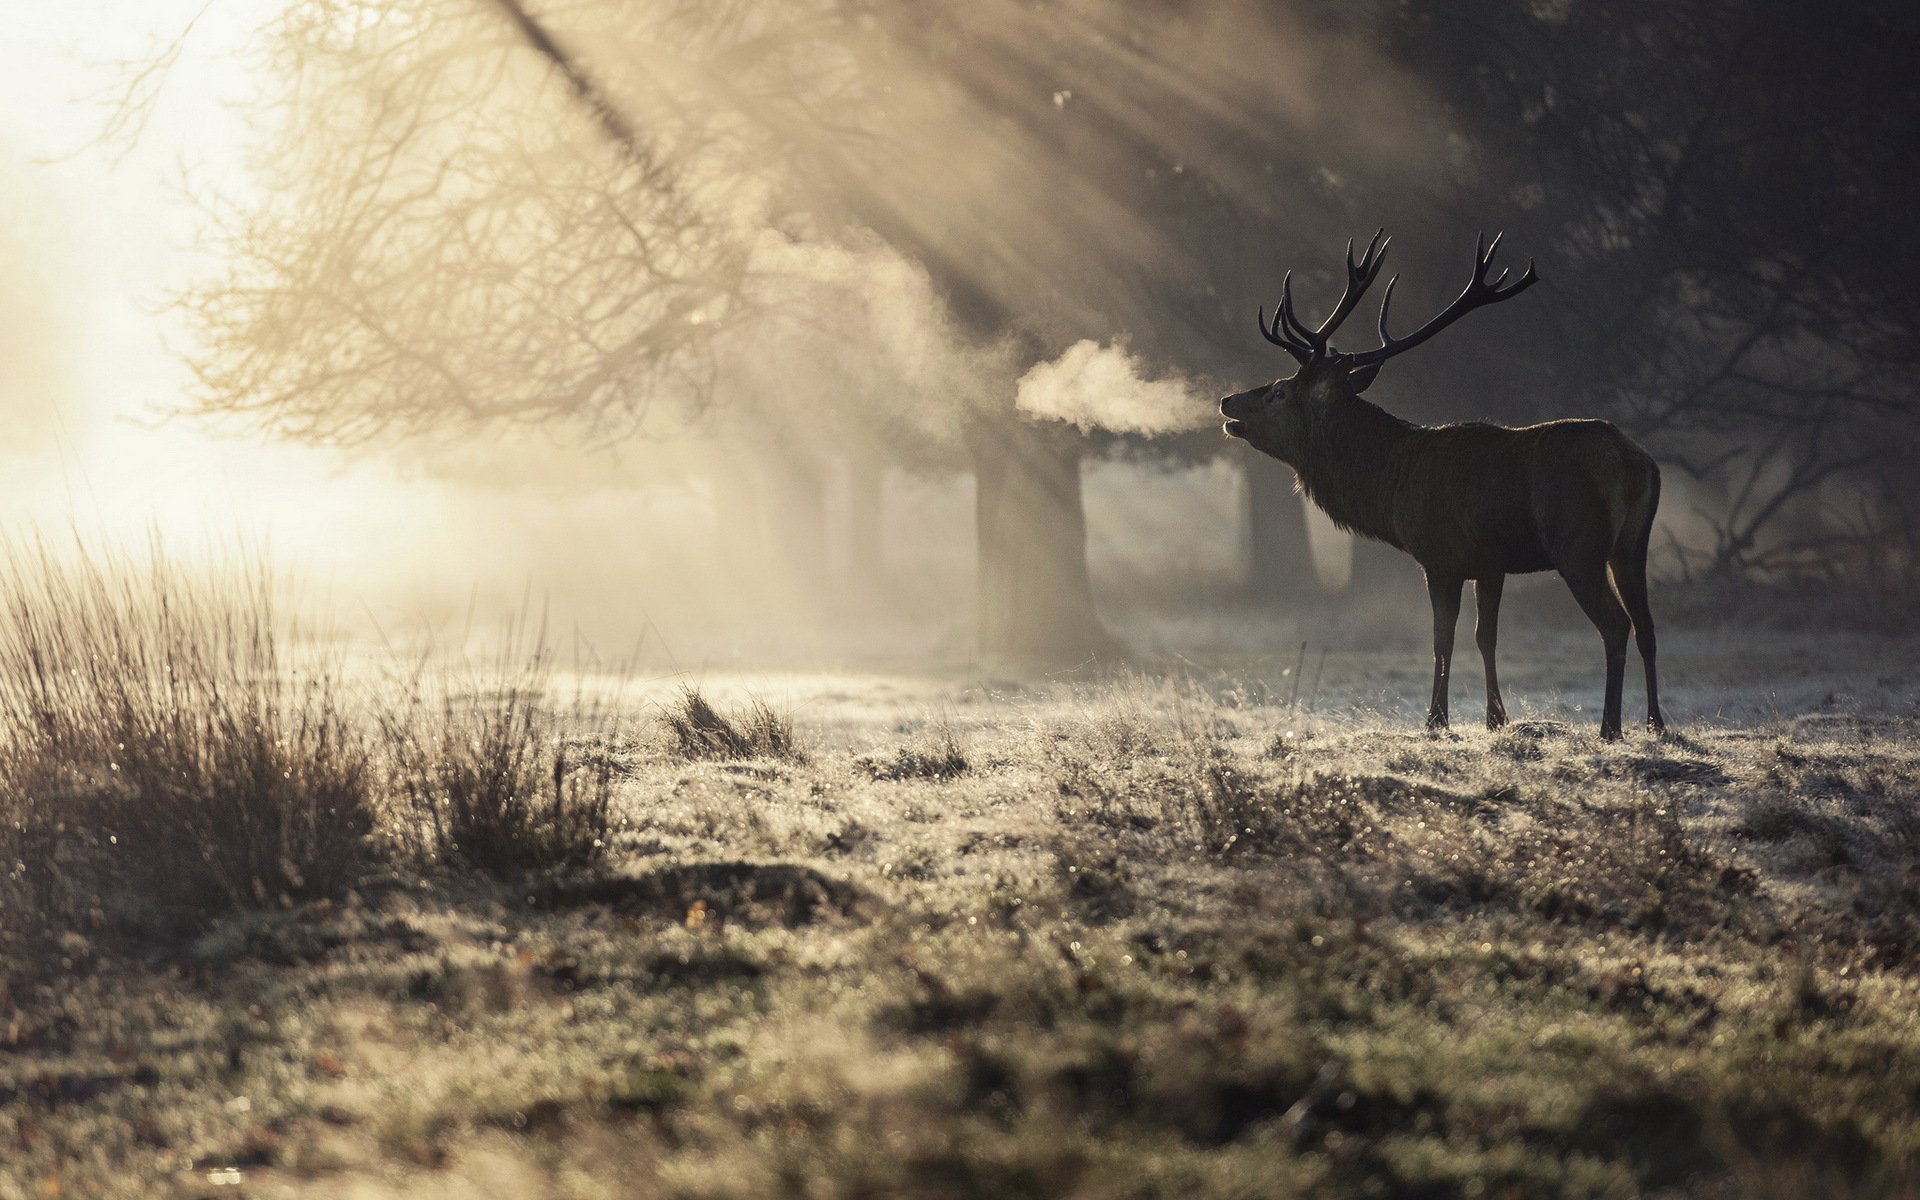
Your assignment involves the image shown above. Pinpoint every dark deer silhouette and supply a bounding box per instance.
[1220,232,1663,740]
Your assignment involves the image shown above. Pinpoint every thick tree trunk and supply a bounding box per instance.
[965,415,1117,663]
[716,444,830,607]
[1243,455,1321,603]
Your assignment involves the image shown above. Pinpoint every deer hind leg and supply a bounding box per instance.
[1558,558,1631,741]
[1425,571,1464,732]
[1475,575,1507,730]
[1610,538,1664,735]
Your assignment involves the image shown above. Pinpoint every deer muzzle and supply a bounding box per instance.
[1219,392,1251,437]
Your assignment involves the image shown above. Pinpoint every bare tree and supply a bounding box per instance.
[184,0,1129,656]
[184,0,756,445]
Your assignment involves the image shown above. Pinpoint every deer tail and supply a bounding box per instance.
[1615,450,1661,560]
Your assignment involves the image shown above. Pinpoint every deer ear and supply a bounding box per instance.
[1346,361,1382,394]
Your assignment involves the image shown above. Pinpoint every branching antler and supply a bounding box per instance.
[1259,230,1392,364]
[1257,274,1316,362]
[1255,231,1536,368]
[1347,232,1536,367]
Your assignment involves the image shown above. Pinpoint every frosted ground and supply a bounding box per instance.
[4,626,1920,1198]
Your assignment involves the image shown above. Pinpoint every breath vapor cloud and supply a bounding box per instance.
[1015,339,1211,436]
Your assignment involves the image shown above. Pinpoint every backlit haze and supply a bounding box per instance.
[0,1,534,638]
[0,2,1383,662]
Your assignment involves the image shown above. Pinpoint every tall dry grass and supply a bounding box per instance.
[0,542,377,942]
[0,543,633,958]
[659,685,802,761]
[383,628,627,875]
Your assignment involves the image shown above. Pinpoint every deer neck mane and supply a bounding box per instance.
[1294,395,1421,547]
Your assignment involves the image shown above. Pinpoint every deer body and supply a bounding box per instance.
[1222,233,1664,740]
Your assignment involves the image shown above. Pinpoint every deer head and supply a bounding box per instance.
[1220,231,1536,466]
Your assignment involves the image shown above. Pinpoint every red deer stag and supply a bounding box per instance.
[1220,232,1664,740]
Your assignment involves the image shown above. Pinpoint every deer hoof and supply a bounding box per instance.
[1648,714,1667,736]
[1599,722,1623,742]
[1425,711,1449,733]
[1486,708,1508,731]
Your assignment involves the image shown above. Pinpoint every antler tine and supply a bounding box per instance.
[1376,273,1401,342]
[1255,231,1415,364]
[1278,272,1323,349]
[1258,282,1315,364]
[1491,259,1538,298]
[1357,228,1389,274]
[1311,229,1393,342]
[1368,232,1392,277]
[1347,231,1540,368]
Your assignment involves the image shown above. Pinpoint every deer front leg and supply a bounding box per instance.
[1475,575,1507,730]
[1425,571,1463,732]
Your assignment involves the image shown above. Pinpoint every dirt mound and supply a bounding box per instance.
[1304,771,1477,811]
[1627,755,1730,786]
[538,861,873,927]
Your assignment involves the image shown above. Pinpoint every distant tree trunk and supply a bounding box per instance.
[763,449,828,593]
[1243,455,1321,603]
[714,461,764,579]
[965,414,1117,662]
[846,456,883,578]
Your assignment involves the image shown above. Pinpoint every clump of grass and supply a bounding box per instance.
[0,541,378,947]
[659,686,802,761]
[864,720,969,781]
[385,638,624,876]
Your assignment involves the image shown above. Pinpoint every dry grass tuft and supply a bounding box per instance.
[0,544,633,955]
[862,720,969,780]
[384,668,624,877]
[659,686,802,761]
[0,542,378,946]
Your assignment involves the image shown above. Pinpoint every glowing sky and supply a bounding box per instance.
[3,2,311,527]
[0,1,640,630]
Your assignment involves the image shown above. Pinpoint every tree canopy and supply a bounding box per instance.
[184,0,1469,444]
